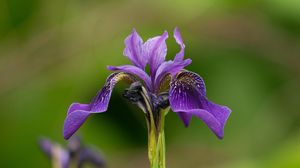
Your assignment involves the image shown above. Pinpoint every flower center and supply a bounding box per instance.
[123,82,170,115]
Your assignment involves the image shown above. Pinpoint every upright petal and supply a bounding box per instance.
[144,31,168,77]
[63,72,136,139]
[174,27,185,62]
[154,59,191,92]
[107,65,152,90]
[169,71,231,139]
[123,29,147,69]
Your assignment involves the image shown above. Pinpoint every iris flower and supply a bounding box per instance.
[63,27,231,168]
[39,137,105,168]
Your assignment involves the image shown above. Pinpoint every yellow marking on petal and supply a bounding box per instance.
[157,73,172,93]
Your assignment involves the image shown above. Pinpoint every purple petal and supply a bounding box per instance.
[178,107,230,139]
[39,138,53,158]
[64,103,92,139]
[174,27,185,62]
[91,72,135,111]
[177,112,193,127]
[63,109,92,140]
[169,71,231,139]
[144,31,168,77]
[67,103,91,115]
[154,59,191,92]
[123,29,147,69]
[64,72,136,139]
[107,65,151,90]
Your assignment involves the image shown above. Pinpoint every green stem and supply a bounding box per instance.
[138,86,168,168]
[148,108,168,168]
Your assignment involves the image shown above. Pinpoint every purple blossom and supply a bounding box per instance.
[63,27,231,140]
[39,137,105,168]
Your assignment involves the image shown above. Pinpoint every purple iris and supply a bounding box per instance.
[39,137,105,168]
[63,27,231,140]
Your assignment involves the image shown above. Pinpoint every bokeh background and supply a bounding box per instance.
[1,0,300,167]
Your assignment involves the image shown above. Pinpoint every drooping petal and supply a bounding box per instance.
[177,112,193,127]
[174,27,185,62]
[144,31,168,77]
[63,105,91,140]
[90,72,136,111]
[169,71,231,139]
[67,103,91,115]
[123,29,146,69]
[154,59,192,92]
[176,105,231,139]
[107,65,151,90]
[174,70,206,96]
[63,72,136,139]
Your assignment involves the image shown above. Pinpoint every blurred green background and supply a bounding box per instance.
[1,0,300,167]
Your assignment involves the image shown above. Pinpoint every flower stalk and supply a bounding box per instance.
[147,107,169,168]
